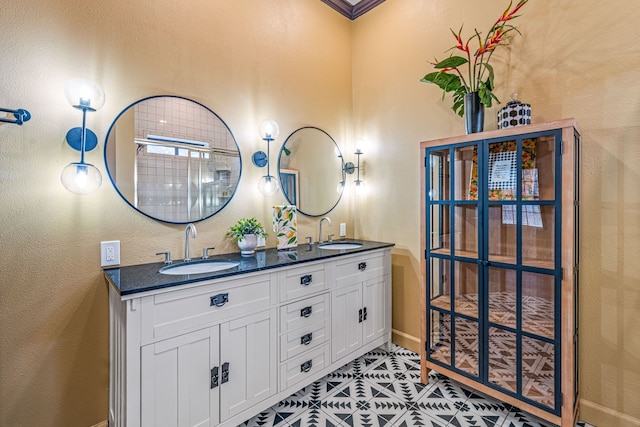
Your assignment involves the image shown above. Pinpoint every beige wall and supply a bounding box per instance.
[0,1,353,426]
[1,0,639,426]
[352,1,640,426]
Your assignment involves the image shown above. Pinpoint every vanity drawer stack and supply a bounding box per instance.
[277,262,332,391]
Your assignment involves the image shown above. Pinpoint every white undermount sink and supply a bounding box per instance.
[318,242,363,250]
[159,260,239,275]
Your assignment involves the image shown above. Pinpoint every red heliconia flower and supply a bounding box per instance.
[499,0,528,22]
[451,28,470,53]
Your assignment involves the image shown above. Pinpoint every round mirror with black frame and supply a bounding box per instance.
[104,95,241,224]
[278,126,343,217]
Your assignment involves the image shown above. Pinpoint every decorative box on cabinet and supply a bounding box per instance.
[419,120,580,427]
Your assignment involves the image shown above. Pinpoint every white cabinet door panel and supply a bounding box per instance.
[141,327,218,427]
[363,275,388,344]
[219,309,276,421]
[331,282,362,363]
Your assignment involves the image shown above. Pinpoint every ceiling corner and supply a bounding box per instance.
[320,0,386,20]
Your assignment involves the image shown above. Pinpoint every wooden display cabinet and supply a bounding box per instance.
[420,119,580,427]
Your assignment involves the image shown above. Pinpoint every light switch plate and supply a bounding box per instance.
[101,240,121,267]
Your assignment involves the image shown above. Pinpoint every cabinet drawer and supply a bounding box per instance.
[279,293,330,334]
[280,319,328,362]
[141,275,272,340]
[279,342,331,391]
[335,252,385,281]
[279,263,327,302]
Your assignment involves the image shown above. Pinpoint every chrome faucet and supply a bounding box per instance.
[184,223,197,262]
[318,216,332,243]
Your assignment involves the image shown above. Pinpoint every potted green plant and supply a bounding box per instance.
[227,217,267,255]
[420,0,528,133]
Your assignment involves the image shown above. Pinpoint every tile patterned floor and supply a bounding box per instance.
[242,344,595,427]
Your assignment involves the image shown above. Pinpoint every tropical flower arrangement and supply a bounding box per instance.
[421,0,528,116]
[226,217,267,243]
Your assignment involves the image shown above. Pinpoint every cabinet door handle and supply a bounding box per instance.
[363,306,368,321]
[300,360,313,373]
[221,362,230,384]
[300,306,313,318]
[300,332,313,346]
[210,293,229,307]
[359,308,363,323]
[300,274,313,286]
[210,366,219,389]
[358,262,367,271]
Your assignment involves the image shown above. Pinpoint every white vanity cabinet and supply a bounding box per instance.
[331,251,390,364]
[108,246,392,427]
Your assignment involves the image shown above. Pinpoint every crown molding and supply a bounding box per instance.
[320,0,386,20]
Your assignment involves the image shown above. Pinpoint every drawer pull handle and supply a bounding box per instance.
[210,366,219,389]
[300,360,313,373]
[221,362,230,384]
[210,293,229,307]
[300,306,313,317]
[358,262,367,271]
[300,332,313,346]
[300,274,313,286]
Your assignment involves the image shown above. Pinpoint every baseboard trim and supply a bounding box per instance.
[391,329,420,343]
[392,329,420,353]
[580,398,640,427]
[90,421,108,427]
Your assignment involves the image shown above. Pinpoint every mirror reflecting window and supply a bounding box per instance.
[104,96,241,223]
[278,127,343,217]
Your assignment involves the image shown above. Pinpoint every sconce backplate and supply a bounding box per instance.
[65,127,98,151]
[344,161,356,174]
[252,151,268,167]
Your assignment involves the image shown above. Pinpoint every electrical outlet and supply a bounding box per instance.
[101,240,120,267]
[257,235,266,247]
[339,223,347,237]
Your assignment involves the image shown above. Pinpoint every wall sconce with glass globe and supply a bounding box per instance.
[60,78,105,195]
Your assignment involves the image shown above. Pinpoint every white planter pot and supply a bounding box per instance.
[238,234,258,255]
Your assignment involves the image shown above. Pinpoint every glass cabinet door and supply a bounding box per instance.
[483,133,561,412]
[426,143,480,380]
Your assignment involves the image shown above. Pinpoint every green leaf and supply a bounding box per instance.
[434,56,468,69]
[421,72,462,94]
[288,237,297,244]
[484,62,495,90]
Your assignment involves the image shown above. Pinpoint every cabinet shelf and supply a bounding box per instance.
[429,248,554,269]
[429,293,554,340]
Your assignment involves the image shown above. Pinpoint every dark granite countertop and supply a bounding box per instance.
[104,239,394,297]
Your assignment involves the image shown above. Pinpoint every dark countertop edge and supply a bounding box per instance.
[104,240,394,297]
